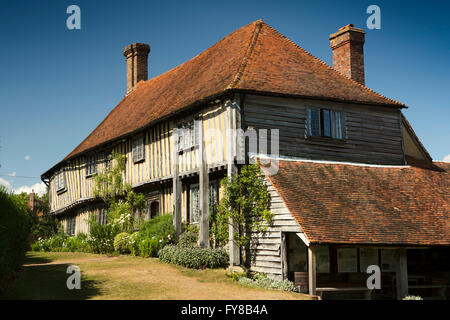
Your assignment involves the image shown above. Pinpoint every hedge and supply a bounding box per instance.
[0,188,30,287]
[158,245,229,269]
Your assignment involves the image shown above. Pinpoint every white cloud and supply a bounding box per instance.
[443,154,450,162]
[8,172,16,177]
[0,177,12,190]
[24,155,31,160]
[13,182,47,196]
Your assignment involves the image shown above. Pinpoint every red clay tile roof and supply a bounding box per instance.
[51,20,404,173]
[261,159,449,246]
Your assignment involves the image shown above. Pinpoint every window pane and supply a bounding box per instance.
[194,120,200,146]
[337,248,358,272]
[360,248,379,272]
[381,249,396,272]
[316,246,330,273]
[308,109,320,136]
[322,109,331,137]
[331,111,343,140]
[190,185,199,223]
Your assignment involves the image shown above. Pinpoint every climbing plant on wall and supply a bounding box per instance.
[93,152,145,232]
[211,164,273,250]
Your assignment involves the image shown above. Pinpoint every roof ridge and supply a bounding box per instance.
[261,23,405,106]
[227,20,264,89]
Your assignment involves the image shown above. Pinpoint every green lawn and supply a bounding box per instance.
[0,252,312,300]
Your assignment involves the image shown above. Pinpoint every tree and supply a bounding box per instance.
[29,191,58,240]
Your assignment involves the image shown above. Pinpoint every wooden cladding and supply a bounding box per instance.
[243,94,404,165]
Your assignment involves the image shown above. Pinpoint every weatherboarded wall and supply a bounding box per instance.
[248,175,304,281]
[243,94,404,165]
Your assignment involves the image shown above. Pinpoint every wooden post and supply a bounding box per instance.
[308,246,317,295]
[227,99,240,266]
[396,248,408,300]
[281,232,288,280]
[199,117,210,248]
[172,128,182,236]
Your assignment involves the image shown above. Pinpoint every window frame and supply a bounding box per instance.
[55,169,66,193]
[67,216,76,236]
[189,183,200,224]
[104,151,112,170]
[86,154,97,177]
[176,119,201,153]
[307,108,345,140]
[132,135,145,163]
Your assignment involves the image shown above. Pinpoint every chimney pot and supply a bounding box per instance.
[123,43,150,95]
[329,25,365,85]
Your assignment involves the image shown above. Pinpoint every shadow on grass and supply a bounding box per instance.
[0,263,102,300]
[23,252,54,265]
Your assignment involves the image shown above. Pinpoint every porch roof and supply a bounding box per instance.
[260,157,450,246]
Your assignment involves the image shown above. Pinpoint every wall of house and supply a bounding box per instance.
[243,94,405,165]
[49,101,229,215]
[248,176,304,281]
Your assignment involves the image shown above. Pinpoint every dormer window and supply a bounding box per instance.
[132,135,145,163]
[307,108,344,140]
[86,154,97,177]
[55,170,66,192]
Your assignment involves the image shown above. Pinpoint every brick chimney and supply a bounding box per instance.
[123,43,150,95]
[329,24,365,85]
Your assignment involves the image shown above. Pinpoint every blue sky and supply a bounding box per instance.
[0,0,449,195]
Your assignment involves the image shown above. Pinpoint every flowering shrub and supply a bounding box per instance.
[31,233,91,253]
[87,218,120,254]
[114,232,131,254]
[236,272,296,292]
[138,238,159,258]
[129,232,140,256]
[158,245,229,269]
[403,295,423,300]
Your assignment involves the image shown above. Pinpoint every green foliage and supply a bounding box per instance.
[237,272,296,292]
[131,214,175,257]
[114,232,131,254]
[87,217,120,254]
[178,227,199,248]
[158,245,229,269]
[212,164,273,247]
[64,233,91,252]
[93,152,145,233]
[138,238,159,258]
[129,232,140,256]
[29,192,58,240]
[30,232,91,253]
[0,187,31,285]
